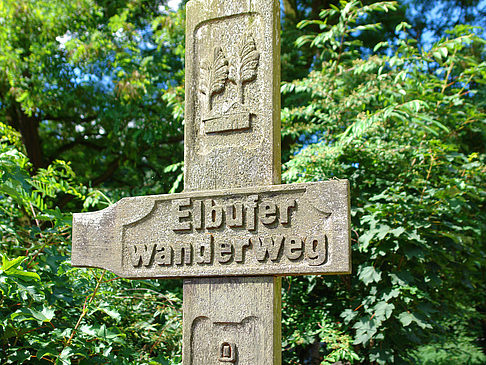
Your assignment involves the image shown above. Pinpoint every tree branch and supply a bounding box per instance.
[41,114,97,124]
[92,156,121,187]
[47,138,104,165]
[163,135,184,144]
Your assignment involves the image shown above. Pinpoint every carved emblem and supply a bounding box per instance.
[228,33,260,105]
[199,33,260,133]
[199,47,229,113]
[218,342,237,362]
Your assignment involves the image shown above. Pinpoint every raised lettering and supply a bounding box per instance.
[174,242,192,265]
[246,195,259,231]
[195,235,213,264]
[226,202,244,227]
[154,243,172,266]
[305,235,327,266]
[193,200,203,230]
[205,199,223,229]
[280,199,296,225]
[285,236,303,260]
[172,198,192,231]
[216,241,233,263]
[234,238,251,263]
[130,244,156,267]
[255,236,284,262]
[260,201,277,225]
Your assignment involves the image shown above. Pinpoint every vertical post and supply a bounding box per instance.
[182,0,282,363]
[183,277,281,364]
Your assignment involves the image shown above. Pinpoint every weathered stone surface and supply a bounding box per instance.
[184,0,281,191]
[72,180,351,278]
[183,277,281,364]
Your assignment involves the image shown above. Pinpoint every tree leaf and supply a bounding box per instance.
[1,255,25,272]
[28,306,55,323]
[353,318,378,345]
[358,265,382,285]
[374,301,395,321]
[3,267,41,280]
[58,347,74,364]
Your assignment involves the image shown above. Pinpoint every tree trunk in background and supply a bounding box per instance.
[8,102,44,171]
[282,0,297,20]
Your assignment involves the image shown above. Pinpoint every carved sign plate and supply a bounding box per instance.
[72,180,350,278]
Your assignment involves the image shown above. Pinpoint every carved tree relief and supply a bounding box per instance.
[199,47,229,112]
[198,33,260,133]
[228,33,260,105]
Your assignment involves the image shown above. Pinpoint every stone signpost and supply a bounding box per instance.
[72,0,351,363]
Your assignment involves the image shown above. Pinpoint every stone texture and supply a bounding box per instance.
[184,0,281,191]
[183,277,281,364]
[71,181,351,278]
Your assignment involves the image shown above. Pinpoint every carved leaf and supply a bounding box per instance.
[199,60,210,96]
[239,35,259,83]
[199,47,229,98]
[228,33,260,95]
[210,47,229,96]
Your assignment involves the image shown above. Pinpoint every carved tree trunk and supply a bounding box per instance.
[237,80,244,104]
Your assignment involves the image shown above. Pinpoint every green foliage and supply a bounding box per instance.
[0,0,185,195]
[282,276,360,364]
[281,1,486,363]
[295,1,398,57]
[0,125,182,364]
[412,308,486,364]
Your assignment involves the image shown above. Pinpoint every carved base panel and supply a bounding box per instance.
[203,111,252,134]
[183,277,281,365]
